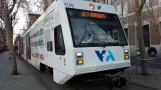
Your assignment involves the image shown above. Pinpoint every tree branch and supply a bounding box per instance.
[8,0,16,14]
[139,0,146,10]
[11,0,21,21]
[141,16,154,25]
[135,0,140,11]
[135,0,146,12]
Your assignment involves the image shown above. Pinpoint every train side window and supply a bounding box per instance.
[54,25,66,55]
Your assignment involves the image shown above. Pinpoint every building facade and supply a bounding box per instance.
[28,14,40,28]
[27,0,161,56]
[113,0,161,56]
[87,0,161,56]
[44,0,55,10]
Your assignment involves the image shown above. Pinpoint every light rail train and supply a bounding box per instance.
[16,0,131,88]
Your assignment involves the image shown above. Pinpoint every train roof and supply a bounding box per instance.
[22,0,116,37]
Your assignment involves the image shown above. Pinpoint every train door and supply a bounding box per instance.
[26,34,31,60]
[23,37,26,59]
[54,25,66,70]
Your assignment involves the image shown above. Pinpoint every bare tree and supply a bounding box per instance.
[27,0,44,14]
[0,0,30,75]
[0,0,19,75]
[134,0,148,75]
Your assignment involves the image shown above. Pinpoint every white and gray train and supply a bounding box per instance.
[17,0,131,87]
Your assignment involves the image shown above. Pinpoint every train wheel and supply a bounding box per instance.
[104,77,114,89]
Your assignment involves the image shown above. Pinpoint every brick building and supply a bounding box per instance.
[27,0,55,29]
[27,0,161,56]
[112,0,161,56]
[87,0,161,56]
[27,0,54,28]
[44,0,55,10]
[28,13,40,28]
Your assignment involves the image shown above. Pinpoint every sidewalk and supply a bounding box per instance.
[1,51,160,90]
[0,52,47,90]
[123,66,161,90]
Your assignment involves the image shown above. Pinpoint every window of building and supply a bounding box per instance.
[54,25,66,55]
[136,25,150,47]
[143,25,150,47]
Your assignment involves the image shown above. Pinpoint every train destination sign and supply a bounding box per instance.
[81,12,106,19]
[67,9,109,19]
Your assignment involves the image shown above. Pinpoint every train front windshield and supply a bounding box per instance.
[66,8,128,47]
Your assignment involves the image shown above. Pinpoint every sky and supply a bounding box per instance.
[13,0,43,38]
[14,8,27,35]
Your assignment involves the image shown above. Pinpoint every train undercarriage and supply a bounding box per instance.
[41,63,128,89]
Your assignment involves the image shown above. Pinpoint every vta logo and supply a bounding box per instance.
[95,50,115,62]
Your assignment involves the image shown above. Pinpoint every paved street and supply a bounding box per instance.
[0,51,159,90]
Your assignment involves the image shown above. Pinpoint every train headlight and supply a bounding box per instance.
[76,52,83,58]
[89,4,95,10]
[124,55,129,60]
[124,49,129,54]
[76,59,83,65]
[124,49,129,60]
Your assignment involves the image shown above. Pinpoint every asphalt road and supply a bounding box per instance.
[0,51,158,90]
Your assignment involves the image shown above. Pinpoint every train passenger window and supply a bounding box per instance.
[47,42,50,51]
[54,25,66,55]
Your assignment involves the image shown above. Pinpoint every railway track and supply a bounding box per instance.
[21,58,157,90]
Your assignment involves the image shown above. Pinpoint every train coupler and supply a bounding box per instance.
[103,75,126,89]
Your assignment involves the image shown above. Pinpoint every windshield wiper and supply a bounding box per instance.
[77,43,99,47]
[100,42,126,47]
[80,23,97,43]
[77,42,126,47]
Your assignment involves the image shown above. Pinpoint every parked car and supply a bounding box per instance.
[136,47,157,57]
